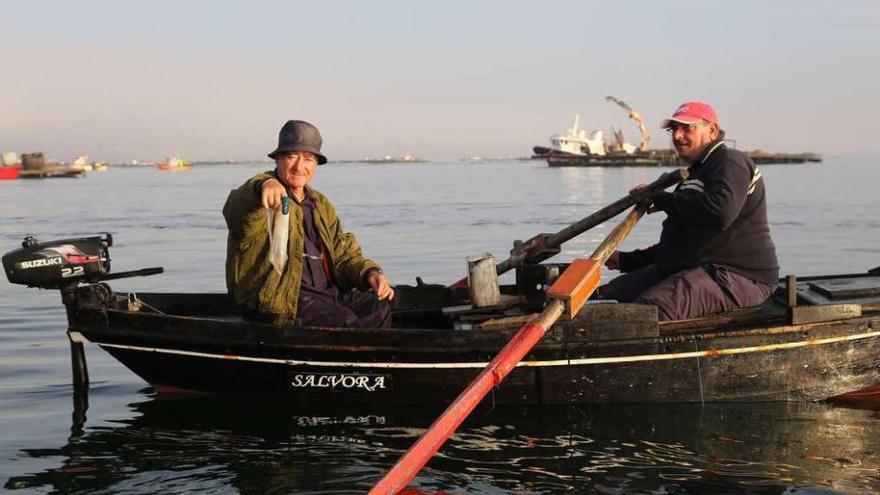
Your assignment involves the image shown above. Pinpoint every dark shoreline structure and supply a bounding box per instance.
[333,155,428,164]
[534,148,823,167]
[747,150,823,164]
[3,234,878,408]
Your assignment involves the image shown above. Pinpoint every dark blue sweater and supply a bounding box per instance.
[620,141,779,285]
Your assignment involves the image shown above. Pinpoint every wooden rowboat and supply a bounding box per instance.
[57,264,880,406]
[4,183,879,409]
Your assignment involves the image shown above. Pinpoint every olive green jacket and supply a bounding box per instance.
[223,171,379,320]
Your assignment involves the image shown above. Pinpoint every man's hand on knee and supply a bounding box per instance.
[367,270,395,300]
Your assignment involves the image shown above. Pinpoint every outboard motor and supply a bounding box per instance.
[3,233,162,289]
[3,233,162,395]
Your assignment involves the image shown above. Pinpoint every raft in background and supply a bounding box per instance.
[19,152,86,179]
[538,148,824,167]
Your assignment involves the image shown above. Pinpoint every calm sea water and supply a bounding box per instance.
[1,157,879,494]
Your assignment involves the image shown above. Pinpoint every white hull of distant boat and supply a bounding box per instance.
[533,114,606,158]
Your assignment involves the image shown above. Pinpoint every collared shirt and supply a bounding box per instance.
[684,136,726,167]
[295,192,339,301]
[699,139,725,165]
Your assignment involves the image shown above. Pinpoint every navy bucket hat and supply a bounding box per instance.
[267,120,328,165]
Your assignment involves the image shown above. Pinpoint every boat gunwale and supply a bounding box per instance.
[72,323,880,371]
[70,298,880,360]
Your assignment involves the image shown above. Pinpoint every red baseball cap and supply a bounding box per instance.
[660,101,718,128]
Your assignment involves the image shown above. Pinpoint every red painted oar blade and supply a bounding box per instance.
[369,320,551,494]
[372,205,647,493]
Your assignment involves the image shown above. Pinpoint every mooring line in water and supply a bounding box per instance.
[72,329,880,369]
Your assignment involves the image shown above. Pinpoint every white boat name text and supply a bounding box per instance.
[291,373,389,392]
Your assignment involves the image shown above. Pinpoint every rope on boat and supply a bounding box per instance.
[71,327,880,369]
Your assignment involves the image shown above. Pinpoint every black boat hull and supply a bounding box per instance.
[65,302,880,405]
[62,271,880,405]
[94,328,880,405]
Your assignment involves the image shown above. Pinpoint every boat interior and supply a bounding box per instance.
[98,264,880,336]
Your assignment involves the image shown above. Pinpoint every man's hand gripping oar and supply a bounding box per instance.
[450,168,688,287]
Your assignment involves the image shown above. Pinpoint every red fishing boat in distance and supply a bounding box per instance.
[0,164,21,180]
[1,151,22,179]
[157,154,192,171]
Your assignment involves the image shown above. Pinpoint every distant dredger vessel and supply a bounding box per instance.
[532,114,608,158]
[532,97,822,167]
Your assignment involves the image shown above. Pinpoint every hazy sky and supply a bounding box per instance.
[2,1,878,162]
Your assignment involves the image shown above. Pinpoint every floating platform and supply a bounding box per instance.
[19,152,87,179]
[747,151,822,164]
[536,149,823,167]
[537,149,678,167]
[20,164,86,179]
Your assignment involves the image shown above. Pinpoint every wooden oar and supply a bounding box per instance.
[370,203,651,494]
[450,168,686,287]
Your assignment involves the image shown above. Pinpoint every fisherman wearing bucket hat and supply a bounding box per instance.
[223,120,394,328]
[598,101,779,321]
[267,120,328,164]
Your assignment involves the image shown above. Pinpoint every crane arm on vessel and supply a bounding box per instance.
[605,96,650,152]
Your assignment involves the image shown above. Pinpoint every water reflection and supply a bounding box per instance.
[6,395,879,494]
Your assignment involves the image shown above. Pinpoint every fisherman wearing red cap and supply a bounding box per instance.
[599,101,779,320]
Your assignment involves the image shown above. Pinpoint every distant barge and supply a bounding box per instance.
[533,113,822,167]
[536,148,823,167]
[19,152,86,179]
